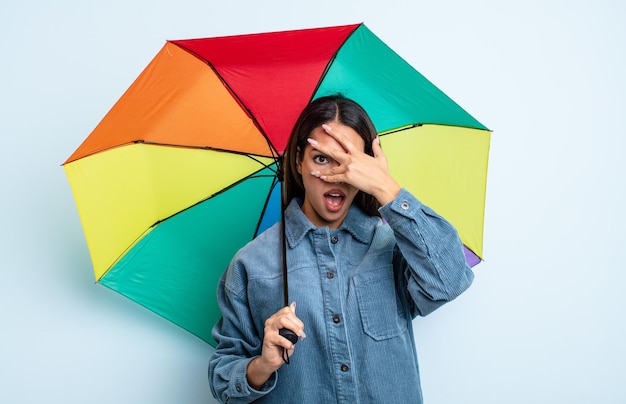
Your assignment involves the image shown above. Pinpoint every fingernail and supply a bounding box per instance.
[299,330,307,340]
[375,136,380,144]
[310,170,320,177]
[307,138,318,146]
[322,124,332,132]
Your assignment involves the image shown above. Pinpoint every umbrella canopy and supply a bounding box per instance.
[63,23,490,346]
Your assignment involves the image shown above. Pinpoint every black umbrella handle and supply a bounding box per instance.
[278,328,298,364]
[278,328,299,345]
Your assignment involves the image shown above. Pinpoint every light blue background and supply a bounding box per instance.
[2,0,624,403]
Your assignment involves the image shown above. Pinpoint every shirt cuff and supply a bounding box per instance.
[227,358,277,401]
[379,188,424,224]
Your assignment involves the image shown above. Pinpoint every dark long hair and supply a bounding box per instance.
[283,95,381,217]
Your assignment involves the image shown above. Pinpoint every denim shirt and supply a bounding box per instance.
[209,188,474,403]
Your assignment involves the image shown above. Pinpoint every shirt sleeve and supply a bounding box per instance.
[378,188,475,316]
[209,265,278,403]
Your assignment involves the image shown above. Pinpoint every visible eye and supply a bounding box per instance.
[313,154,329,164]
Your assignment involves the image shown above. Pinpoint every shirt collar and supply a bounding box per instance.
[284,197,378,248]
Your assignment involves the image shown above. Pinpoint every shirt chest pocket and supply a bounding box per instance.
[353,267,407,341]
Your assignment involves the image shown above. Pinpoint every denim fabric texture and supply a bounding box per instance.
[209,188,474,403]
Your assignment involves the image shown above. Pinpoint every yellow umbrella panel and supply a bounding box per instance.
[383,124,491,264]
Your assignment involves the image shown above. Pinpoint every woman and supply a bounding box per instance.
[209,95,474,403]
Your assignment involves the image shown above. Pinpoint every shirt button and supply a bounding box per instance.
[236,383,243,392]
[401,201,410,210]
[333,314,341,324]
[331,235,339,244]
[327,271,335,279]
[341,364,350,372]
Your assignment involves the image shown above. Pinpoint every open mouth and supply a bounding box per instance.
[324,190,345,212]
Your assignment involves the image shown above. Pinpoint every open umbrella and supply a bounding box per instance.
[63,23,490,346]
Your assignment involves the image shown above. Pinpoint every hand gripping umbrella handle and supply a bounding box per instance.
[278,328,299,345]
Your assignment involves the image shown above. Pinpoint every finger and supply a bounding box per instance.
[322,124,358,154]
[306,137,348,165]
[266,329,295,347]
[265,322,300,348]
[373,136,389,169]
[321,124,358,155]
[372,136,383,158]
[279,316,307,340]
[272,305,306,340]
[311,168,346,185]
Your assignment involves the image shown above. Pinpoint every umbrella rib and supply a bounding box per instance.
[378,123,493,138]
[173,43,280,160]
[307,23,362,103]
[137,140,278,160]
[378,123,423,136]
[380,123,494,135]
[150,161,278,228]
[252,177,280,238]
[63,140,279,164]
[63,141,141,165]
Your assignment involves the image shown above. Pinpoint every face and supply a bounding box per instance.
[296,123,365,229]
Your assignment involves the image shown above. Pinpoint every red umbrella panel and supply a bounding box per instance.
[63,23,491,345]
